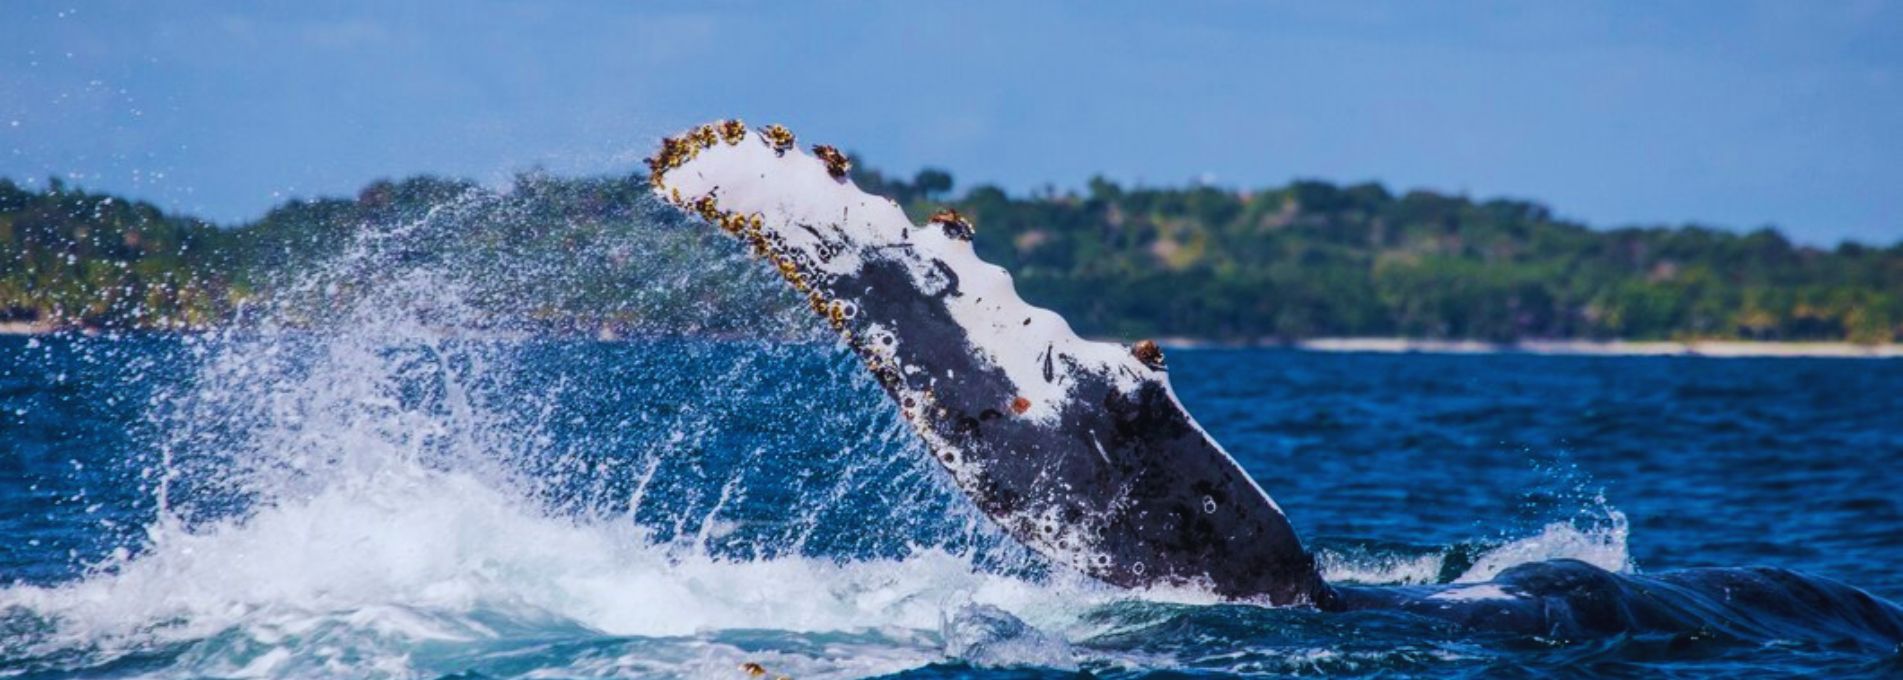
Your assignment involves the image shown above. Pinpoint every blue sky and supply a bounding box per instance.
[2,1,1899,245]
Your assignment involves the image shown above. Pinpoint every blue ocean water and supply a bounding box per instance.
[4,331,1901,678]
[2,200,1901,677]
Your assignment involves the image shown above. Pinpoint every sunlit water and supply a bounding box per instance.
[3,194,1901,677]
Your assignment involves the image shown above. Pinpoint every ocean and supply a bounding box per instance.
[2,204,1901,677]
[4,332,1900,677]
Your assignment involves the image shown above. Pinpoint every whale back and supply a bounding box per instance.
[649,121,1325,604]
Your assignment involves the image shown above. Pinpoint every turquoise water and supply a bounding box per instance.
[2,201,1901,677]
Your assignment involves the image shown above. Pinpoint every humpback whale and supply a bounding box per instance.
[647,121,1903,643]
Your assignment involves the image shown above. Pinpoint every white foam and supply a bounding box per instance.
[1,462,1149,677]
[1457,510,1633,583]
[1317,550,1446,586]
[1427,584,1517,602]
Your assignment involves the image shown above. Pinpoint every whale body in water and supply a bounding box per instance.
[646,121,1903,645]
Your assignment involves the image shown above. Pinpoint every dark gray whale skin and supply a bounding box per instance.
[1327,560,1903,646]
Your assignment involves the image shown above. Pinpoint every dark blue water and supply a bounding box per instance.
[3,328,1900,678]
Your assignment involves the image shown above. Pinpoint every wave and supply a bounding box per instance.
[0,465,1102,677]
[2,459,1650,678]
[1316,513,1631,587]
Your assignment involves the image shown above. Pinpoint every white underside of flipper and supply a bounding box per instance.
[655,130,1145,425]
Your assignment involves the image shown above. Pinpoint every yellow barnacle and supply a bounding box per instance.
[657,136,687,168]
[720,212,747,234]
[668,187,684,205]
[1131,339,1167,370]
[647,135,691,187]
[811,144,851,179]
[693,124,719,148]
[929,207,975,241]
[694,195,722,222]
[760,124,795,154]
[718,119,747,144]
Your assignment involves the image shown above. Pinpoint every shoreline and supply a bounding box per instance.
[6,323,1899,358]
[1272,337,1903,358]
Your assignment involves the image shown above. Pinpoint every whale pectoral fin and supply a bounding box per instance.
[650,121,1327,606]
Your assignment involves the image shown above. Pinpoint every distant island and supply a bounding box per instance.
[3,160,1900,347]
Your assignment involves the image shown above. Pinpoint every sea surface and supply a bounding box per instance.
[4,333,1901,678]
[3,205,1902,678]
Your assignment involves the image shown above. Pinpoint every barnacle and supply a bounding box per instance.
[646,135,693,181]
[693,195,722,222]
[1131,339,1166,370]
[929,207,975,241]
[718,119,747,144]
[811,144,851,179]
[760,124,795,154]
[692,123,719,148]
[720,212,748,234]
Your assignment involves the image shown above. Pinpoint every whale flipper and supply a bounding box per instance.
[649,121,1326,605]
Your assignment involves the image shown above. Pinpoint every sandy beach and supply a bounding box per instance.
[1291,337,1903,359]
[0,322,55,336]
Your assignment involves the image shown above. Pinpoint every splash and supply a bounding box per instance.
[0,183,1072,677]
[0,174,1647,678]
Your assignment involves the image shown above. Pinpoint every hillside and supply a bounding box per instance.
[4,167,1900,343]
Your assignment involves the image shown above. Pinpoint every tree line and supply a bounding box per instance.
[4,165,1900,343]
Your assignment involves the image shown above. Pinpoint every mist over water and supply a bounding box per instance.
[1,186,1894,677]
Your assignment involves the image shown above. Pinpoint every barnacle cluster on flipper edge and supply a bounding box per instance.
[648,120,1165,440]
[647,120,996,455]
[647,120,1164,440]
[647,122,863,335]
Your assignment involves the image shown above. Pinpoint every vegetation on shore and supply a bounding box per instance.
[4,165,1900,343]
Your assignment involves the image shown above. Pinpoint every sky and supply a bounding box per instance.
[1,1,1899,245]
